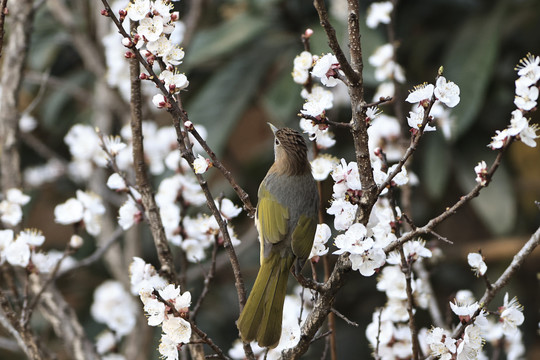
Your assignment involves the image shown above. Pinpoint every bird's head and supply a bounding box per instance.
[268,123,310,176]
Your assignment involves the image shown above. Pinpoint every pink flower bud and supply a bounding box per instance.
[184,121,194,130]
[171,12,180,21]
[304,28,314,38]
[140,73,149,80]
[124,51,135,59]
[100,9,109,17]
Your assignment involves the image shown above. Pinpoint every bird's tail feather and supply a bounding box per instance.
[237,252,293,348]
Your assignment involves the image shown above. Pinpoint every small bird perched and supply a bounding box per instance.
[237,124,319,348]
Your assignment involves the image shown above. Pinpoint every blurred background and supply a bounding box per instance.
[3,0,540,358]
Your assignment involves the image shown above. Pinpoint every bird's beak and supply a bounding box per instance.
[267,123,278,135]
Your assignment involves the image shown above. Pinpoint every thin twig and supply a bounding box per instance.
[452,225,540,339]
[191,235,218,320]
[312,0,359,86]
[22,246,72,326]
[187,126,255,217]
[386,138,513,254]
[330,307,358,327]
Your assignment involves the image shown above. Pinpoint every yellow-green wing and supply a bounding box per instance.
[257,185,289,247]
[291,214,317,260]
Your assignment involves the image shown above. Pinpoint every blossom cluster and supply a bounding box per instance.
[364,241,432,358]
[489,54,539,149]
[130,257,192,360]
[87,121,243,262]
[0,188,30,226]
[292,49,339,149]
[405,77,460,133]
[0,189,79,273]
[54,189,106,236]
[426,291,524,360]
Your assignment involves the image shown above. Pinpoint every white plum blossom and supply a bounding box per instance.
[130,257,168,295]
[309,223,331,259]
[215,198,242,220]
[373,81,395,101]
[434,76,460,107]
[126,0,150,21]
[406,83,434,103]
[193,154,210,174]
[310,154,339,181]
[489,128,509,149]
[292,51,313,84]
[499,293,524,336]
[426,327,456,360]
[474,161,488,186]
[408,107,436,132]
[350,247,386,276]
[118,198,141,230]
[159,70,189,93]
[327,197,357,231]
[107,173,127,191]
[299,118,336,149]
[91,280,137,337]
[366,1,393,28]
[137,16,164,42]
[514,84,538,111]
[152,94,168,108]
[54,198,85,225]
[369,43,406,83]
[311,53,341,87]
[450,299,479,320]
[467,252,487,276]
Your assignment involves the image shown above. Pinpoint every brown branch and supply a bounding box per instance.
[128,19,177,282]
[312,0,360,86]
[0,0,34,192]
[0,0,8,59]
[0,290,50,360]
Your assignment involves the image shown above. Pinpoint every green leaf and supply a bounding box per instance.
[186,43,277,154]
[455,152,516,235]
[185,14,272,67]
[422,133,451,199]
[443,3,505,139]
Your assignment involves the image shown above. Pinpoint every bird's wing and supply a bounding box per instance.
[291,214,317,260]
[257,185,289,250]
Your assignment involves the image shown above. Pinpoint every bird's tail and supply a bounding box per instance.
[237,252,293,348]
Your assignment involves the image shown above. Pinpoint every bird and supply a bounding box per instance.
[237,123,319,348]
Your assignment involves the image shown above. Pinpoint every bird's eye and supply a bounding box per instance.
[275,138,280,146]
